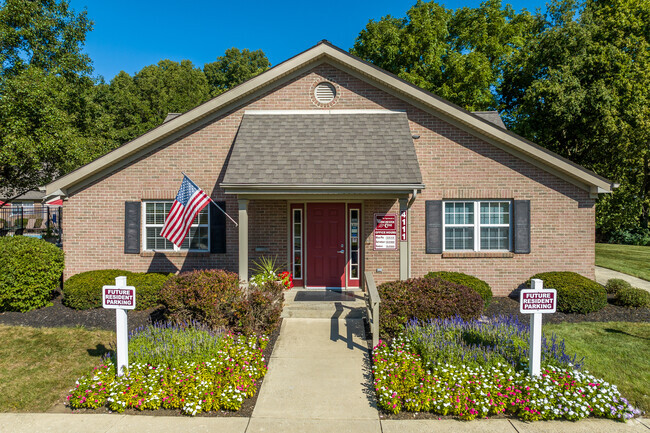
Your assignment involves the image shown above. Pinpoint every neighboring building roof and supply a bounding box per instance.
[0,189,45,202]
[163,113,182,123]
[472,111,506,129]
[222,110,423,187]
[45,40,616,197]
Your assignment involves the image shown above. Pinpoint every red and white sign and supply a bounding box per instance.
[374,213,397,250]
[400,210,408,241]
[520,289,557,314]
[103,286,136,310]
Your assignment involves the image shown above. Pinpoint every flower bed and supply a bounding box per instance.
[67,322,269,415]
[373,316,640,421]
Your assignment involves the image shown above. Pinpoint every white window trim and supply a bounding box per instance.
[442,200,512,252]
[142,200,210,252]
[292,208,303,280]
[349,207,360,280]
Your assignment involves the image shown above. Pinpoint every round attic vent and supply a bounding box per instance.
[314,82,336,103]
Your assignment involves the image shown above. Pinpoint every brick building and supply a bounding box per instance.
[45,41,615,296]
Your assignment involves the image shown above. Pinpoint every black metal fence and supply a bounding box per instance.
[0,204,62,244]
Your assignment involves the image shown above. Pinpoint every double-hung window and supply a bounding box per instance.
[143,201,209,251]
[443,201,511,251]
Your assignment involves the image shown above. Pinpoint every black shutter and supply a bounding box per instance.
[513,200,531,254]
[210,201,227,254]
[425,200,443,254]
[124,201,141,254]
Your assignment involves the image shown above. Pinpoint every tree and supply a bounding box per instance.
[96,59,210,145]
[500,0,650,233]
[203,48,270,97]
[351,0,537,110]
[0,0,93,204]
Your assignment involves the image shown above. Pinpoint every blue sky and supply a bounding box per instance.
[69,0,548,81]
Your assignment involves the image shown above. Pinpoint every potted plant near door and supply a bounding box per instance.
[249,256,293,290]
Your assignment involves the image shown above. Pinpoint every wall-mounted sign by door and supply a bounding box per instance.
[400,210,407,241]
[374,213,398,250]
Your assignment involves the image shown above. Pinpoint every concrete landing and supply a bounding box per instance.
[281,289,366,319]
[249,318,379,430]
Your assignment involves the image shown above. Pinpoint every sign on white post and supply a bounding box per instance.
[102,276,136,376]
[520,279,556,377]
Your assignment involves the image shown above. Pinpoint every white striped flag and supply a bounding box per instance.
[160,175,211,247]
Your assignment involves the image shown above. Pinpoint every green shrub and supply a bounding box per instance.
[614,287,650,308]
[0,236,64,312]
[161,269,284,335]
[527,272,607,314]
[63,270,170,310]
[424,271,493,305]
[605,278,632,295]
[378,277,483,338]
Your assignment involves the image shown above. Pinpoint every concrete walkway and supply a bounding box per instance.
[595,266,650,292]
[248,318,379,432]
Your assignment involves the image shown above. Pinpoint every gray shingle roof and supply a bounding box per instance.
[472,111,507,129]
[222,111,423,185]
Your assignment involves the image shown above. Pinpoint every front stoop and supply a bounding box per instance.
[281,289,367,319]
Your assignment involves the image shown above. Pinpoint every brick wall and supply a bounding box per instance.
[63,63,595,296]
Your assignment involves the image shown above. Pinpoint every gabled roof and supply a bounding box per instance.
[222,110,423,189]
[46,40,615,197]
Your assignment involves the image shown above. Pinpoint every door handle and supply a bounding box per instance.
[337,250,344,254]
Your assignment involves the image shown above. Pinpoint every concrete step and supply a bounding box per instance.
[281,304,366,319]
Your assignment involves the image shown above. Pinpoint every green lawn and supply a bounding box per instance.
[0,325,114,412]
[545,322,650,412]
[595,243,650,282]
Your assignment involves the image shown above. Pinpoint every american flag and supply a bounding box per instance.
[160,175,211,247]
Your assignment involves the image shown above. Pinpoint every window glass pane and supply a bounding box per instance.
[189,226,209,250]
[195,208,208,225]
[480,202,509,225]
[351,266,358,279]
[294,210,301,223]
[446,202,473,225]
[500,202,510,224]
[145,203,155,224]
[480,227,509,250]
[445,227,473,250]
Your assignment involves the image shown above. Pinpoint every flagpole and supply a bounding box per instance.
[181,172,239,227]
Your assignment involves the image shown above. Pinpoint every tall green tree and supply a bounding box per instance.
[203,48,270,97]
[0,0,93,203]
[500,0,650,233]
[95,59,210,145]
[351,0,537,110]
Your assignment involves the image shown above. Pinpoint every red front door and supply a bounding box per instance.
[306,203,346,287]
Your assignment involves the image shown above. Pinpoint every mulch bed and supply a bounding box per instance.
[0,290,164,331]
[0,290,283,417]
[486,295,650,324]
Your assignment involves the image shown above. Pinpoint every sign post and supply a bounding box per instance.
[102,276,136,376]
[519,279,556,377]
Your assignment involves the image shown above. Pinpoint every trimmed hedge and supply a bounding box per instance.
[378,277,484,338]
[63,270,170,310]
[424,271,493,305]
[527,272,607,314]
[614,287,650,308]
[161,269,284,335]
[0,236,64,312]
[605,278,632,295]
